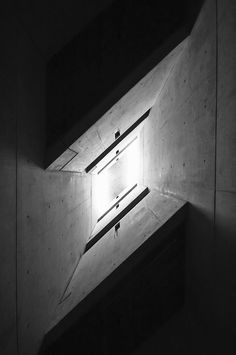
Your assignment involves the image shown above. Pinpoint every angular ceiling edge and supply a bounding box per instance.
[46,190,187,334]
[46,31,189,172]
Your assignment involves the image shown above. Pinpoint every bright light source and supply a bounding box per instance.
[123,137,140,187]
[92,136,141,220]
[86,109,150,174]
[89,110,151,231]
[93,167,110,218]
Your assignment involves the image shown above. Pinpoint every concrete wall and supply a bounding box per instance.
[145,0,216,318]
[0,15,18,355]
[144,0,236,352]
[17,26,92,355]
[215,0,236,350]
[1,1,235,354]
[46,0,187,146]
[0,14,91,355]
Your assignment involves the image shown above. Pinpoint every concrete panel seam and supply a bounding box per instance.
[16,26,19,355]
[216,189,236,195]
[68,148,77,154]
[214,0,218,233]
[59,255,82,304]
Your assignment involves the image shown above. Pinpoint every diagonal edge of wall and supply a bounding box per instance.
[46,29,189,172]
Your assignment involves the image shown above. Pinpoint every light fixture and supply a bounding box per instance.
[85,108,151,252]
[85,185,149,252]
[85,109,150,174]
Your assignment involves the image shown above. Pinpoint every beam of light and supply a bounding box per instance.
[93,136,141,221]
[123,137,140,188]
[93,166,111,219]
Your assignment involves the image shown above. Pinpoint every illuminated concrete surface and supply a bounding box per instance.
[144,2,216,334]
[45,0,189,159]
[0,1,236,355]
[46,39,187,172]
[49,190,187,330]
[88,186,149,251]
[47,203,186,355]
[143,0,236,353]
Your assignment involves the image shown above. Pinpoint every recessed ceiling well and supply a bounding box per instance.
[87,110,150,251]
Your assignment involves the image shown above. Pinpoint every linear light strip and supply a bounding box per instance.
[97,136,137,175]
[85,109,150,173]
[85,187,150,252]
[97,183,137,222]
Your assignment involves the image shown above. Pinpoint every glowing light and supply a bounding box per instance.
[93,167,110,219]
[92,136,141,221]
[123,137,140,187]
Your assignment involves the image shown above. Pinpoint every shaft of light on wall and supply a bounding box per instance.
[93,137,140,219]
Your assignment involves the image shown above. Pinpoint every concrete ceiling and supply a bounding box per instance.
[17,0,115,58]
[46,38,187,172]
[49,189,187,331]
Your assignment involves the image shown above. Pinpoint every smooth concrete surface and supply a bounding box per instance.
[47,215,185,355]
[46,38,187,172]
[16,29,91,355]
[0,17,18,355]
[144,0,216,327]
[0,10,187,355]
[144,0,236,353]
[47,148,77,171]
[215,191,236,352]
[0,17,91,355]
[214,0,236,351]
[1,1,236,354]
[48,190,186,331]
[45,1,188,154]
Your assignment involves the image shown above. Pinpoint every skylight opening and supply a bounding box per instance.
[93,136,140,219]
[85,109,151,252]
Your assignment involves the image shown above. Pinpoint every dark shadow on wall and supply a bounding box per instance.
[184,202,216,333]
[40,208,187,355]
[46,0,204,149]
